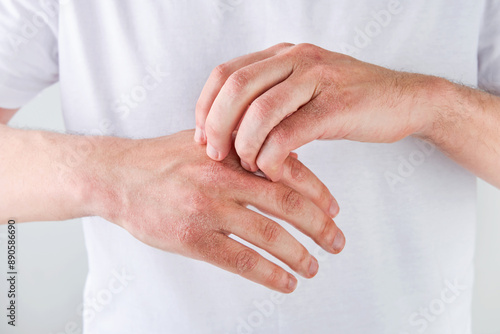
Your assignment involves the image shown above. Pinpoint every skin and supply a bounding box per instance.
[0,120,344,293]
[195,43,500,188]
[0,108,17,124]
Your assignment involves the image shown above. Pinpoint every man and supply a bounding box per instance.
[0,0,498,333]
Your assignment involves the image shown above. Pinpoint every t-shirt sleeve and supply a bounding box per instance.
[0,0,59,109]
[478,0,500,96]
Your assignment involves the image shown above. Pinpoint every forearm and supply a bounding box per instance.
[420,78,500,188]
[0,124,119,223]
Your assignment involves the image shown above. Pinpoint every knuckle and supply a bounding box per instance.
[297,249,310,270]
[225,69,251,96]
[275,42,294,50]
[265,267,283,286]
[234,249,259,274]
[317,216,334,244]
[256,157,285,182]
[250,95,277,122]
[280,188,304,215]
[292,43,325,68]
[255,155,272,175]
[317,188,332,209]
[288,157,307,182]
[261,221,281,244]
[176,221,204,246]
[235,137,258,162]
[212,63,230,81]
[269,126,290,147]
[188,193,210,213]
[294,43,320,55]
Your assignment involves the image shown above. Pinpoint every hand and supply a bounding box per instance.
[94,130,344,293]
[195,43,437,181]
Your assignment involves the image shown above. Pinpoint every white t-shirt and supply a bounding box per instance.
[1,1,500,333]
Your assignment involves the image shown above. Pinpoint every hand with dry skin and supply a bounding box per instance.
[95,130,344,293]
[0,120,344,293]
[193,43,443,181]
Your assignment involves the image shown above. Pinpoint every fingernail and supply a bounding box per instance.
[206,143,220,160]
[308,257,319,277]
[332,230,345,254]
[287,276,297,292]
[241,160,251,171]
[329,199,339,218]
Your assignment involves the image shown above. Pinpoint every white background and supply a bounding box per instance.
[0,84,499,334]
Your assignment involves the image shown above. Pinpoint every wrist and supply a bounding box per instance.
[81,131,192,225]
[412,75,464,144]
[74,135,131,222]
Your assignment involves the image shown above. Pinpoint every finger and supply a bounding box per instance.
[204,53,295,161]
[239,177,345,254]
[195,43,294,144]
[227,205,319,278]
[256,98,326,181]
[280,155,339,218]
[288,152,298,159]
[234,72,316,171]
[195,230,298,293]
